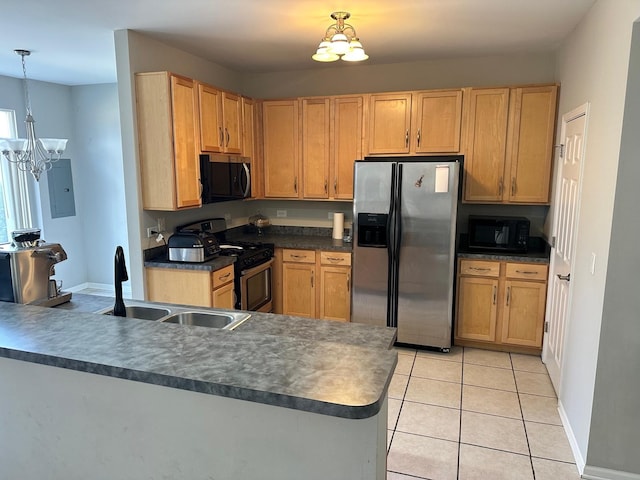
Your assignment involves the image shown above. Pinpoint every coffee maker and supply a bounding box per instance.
[0,234,72,307]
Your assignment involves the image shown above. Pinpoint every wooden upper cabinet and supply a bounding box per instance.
[242,97,255,159]
[222,92,242,154]
[136,72,201,210]
[262,100,299,198]
[413,90,463,153]
[197,82,223,153]
[301,98,331,199]
[367,93,412,154]
[332,96,363,200]
[463,85,558,204]
[506,85,558,204]
[463,88,511,202]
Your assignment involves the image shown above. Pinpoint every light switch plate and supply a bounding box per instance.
[276,210,287,218]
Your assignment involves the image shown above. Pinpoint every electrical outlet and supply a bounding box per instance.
[146,227,156,238]
[157,217,166,232]
[276,210,287,218]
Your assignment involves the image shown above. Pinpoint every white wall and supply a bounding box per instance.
[585,19,640,477]
[70,84,127,286]
[553,0,640,470]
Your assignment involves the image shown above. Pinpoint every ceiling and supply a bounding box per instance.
[0,0,596,86]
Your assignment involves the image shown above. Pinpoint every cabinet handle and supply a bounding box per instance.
[511,177,516,196]
[498,177,504,196]
[324,180,328,194]
[334,179,337,194]
[326,257,344,262]
[225,128,230,147]
[291,254,307,259]
[294,176,297,193]
[492,286,497,305]
[417,129,421,147]
[219,127,224,147]
[347,273,351,291]
[405,130,409,148]
[311,271,314,288]
[469,267,490,272]
[506,286,511,306]
[218,272,231,281]
[515,270,538,275]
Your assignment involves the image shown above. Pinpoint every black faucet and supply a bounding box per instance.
[113,246,129,317]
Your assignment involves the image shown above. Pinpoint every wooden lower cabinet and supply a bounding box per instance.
[277,248,351,322]
[455,259,547,352]
[145,264,235,309]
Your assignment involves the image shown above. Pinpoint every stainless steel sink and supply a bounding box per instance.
[102,305,171,320]
[161,311,250,330]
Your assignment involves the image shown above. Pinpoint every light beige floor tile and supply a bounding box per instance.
[387,429,393,450]
[388,398,402,429]
[405,376,461,409]
[394,353,415,375]
[514,370,556,397]
[526,422,575,463]
[519,393,562,425]
[531,457,580,480]
[464,348,512,369]
[461,411,529,455]
[396,401,460,442]
[458,443,533,480]
[394,346,417,357]
[412,357,462,383]
[511,353,548,374]
[462,384,522,419]
[416,345,463,362]
[387,471,427,480]
[463,364,516,391]
[387,432,458,480]
[388,374,409,400]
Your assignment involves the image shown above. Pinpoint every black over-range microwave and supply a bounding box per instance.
[467,215,530,253]
[200,154,251,204]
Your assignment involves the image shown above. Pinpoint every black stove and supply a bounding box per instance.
[218,241,275,272]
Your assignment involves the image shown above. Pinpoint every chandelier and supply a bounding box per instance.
[312,12,369,63]
[0,49,68,181]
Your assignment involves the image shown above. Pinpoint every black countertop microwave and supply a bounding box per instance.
[200,154,251,204]
[467,215,530,253]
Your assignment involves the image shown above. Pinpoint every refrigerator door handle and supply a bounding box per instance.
[387,163,397,328]
[395,164,404,261]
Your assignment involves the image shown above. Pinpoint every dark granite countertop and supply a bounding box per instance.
[224,226,352,252]
[457,234,551,264]
[144,253,236,271]
[0,295,396,419]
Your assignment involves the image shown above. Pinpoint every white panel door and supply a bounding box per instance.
[542,104,589,392]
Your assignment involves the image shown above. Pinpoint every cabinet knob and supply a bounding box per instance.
[324,180,328,194]
[334,179,337,194]
[417,129,421,148]
[294,177,298,193]
[405,130,409,148]
[506,286,511,306]
[493,286,497,305]
[311,270,314,288]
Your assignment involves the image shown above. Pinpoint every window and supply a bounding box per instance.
[0,109,32,243]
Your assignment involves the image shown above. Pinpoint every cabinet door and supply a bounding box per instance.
[332,96,363,200]
[212,282,235,309]
[319,266,351,322]
[301,98,330,199]
[262,100,300,198]
[456,276,499,342]
[501,280,546,347]
[463,88,510,202]
[282,263,315,318]
[171,75,202,208]
[145,267,211,307]
[222,92,242,154]
[242,97,255,159]
[367,94,412,154]
[506,86,558,204]
[413,90,463,153]
[197,82,223,153]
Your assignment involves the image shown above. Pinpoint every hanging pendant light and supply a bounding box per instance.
[312,12,369,63]
[0,50,68,181]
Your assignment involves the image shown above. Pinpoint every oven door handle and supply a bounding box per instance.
[240,257,274,277]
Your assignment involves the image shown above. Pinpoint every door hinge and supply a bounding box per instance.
[544,321,549,333]
[554,144,565,159]
[550,236,556,248]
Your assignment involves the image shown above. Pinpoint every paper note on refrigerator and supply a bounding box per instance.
[435,165,450,193]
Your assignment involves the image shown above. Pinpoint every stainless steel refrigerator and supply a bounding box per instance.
[351,157,461,351]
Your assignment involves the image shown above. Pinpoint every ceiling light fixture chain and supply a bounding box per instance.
[312,11,369,63]
[0,49,68,181]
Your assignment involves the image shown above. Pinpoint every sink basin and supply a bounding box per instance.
[162,311,250,330]
[102,305,171,320]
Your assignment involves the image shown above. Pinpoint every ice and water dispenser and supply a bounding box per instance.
[357,213,388,248]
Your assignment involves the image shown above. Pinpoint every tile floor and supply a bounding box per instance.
[386,347,581,480]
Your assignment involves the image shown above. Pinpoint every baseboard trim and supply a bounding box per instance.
[67,282,132,298]
[582,466,640,480]
[558,400,586,474]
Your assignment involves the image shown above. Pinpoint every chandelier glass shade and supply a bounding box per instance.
[312,12,369,63]
[0,49,68,181]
